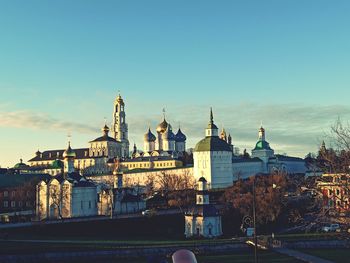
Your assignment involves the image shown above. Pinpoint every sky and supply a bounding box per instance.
[1,0,350,167]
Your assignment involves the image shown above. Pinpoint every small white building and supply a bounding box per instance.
[36,143,98,220]
[184,177,222,238]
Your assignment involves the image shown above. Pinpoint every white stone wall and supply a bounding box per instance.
[71,187,98,217]
[232,161,264,180]
[282,161,307,174]
[194,151,233,189]
[88,167,194,189]
[115,201,146,214]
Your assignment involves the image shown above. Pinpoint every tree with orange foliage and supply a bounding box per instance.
[222,172,287,225]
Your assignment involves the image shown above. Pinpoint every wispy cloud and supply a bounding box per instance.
[128,103,350,157]
[0,109,97,134]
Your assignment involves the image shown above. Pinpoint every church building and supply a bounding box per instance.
[143,114,187,156]
[36,142,98,220]
[184,177,222,238]
[28,94,129,175]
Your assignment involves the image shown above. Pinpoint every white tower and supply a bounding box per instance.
[63,141,76,174]
[251,126,275,172]
[193,108,233,189]
[112,93,129,158]
[184,176,222,238]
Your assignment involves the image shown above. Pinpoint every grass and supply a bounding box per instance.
[299,249,350,263]
[0,238,243,255]
[0,250,301,263]
[197,251,303,263]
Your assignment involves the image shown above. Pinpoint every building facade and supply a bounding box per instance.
[143,115,187,156]
[193,109,233,189]
[184,177,222,238]
[36,144,98,220]
[317,173,350,213]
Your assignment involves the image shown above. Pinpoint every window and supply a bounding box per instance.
[3,201,8,207]
[11,201,16,208]
[18,201,23,207]
[337,189,340,195]
[4,191,8,197]
[11,191,15,198]
[81,201,83,209]
[89,201,91,209]
[26,201,31,207]
[27,191,30,197]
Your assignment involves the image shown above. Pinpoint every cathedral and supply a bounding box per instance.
[143,114,187,156]
[27,94,130,175]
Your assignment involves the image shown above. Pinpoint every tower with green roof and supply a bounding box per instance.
[193,108,233,189]
[251,126,274,172]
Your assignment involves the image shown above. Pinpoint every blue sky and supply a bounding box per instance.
[1,0,350,167]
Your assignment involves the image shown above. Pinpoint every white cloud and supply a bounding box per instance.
[0,109,97,134]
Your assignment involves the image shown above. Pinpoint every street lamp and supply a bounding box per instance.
[106,157,122,218]
[252,178,257,263]
[252,178,279,263]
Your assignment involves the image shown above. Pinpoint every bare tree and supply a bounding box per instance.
[49,182,70,220]
[330,118,350,152]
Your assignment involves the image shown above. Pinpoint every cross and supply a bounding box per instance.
[104,117,107,125]
[67,133,72,143]
[162,108,166,119]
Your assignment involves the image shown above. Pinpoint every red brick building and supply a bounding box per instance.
[317,173,350,213]
[0,172,50,217]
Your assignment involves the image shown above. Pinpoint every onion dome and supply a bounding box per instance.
[102,124,110,136]
[63,142,76,158]
[162,124,175,140]
[254,140,271,150]
[156,118,168,133]
[175,128,187,142]
[14,159,27,169]
[198,176,207,183]
[144,128,156,142]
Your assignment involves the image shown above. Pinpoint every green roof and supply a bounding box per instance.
[194,136,232,152]
[13,162,27,169]
[51,159,64,169]
[253,140,271,151]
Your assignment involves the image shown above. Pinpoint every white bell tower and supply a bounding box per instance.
[112,92,129,158]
